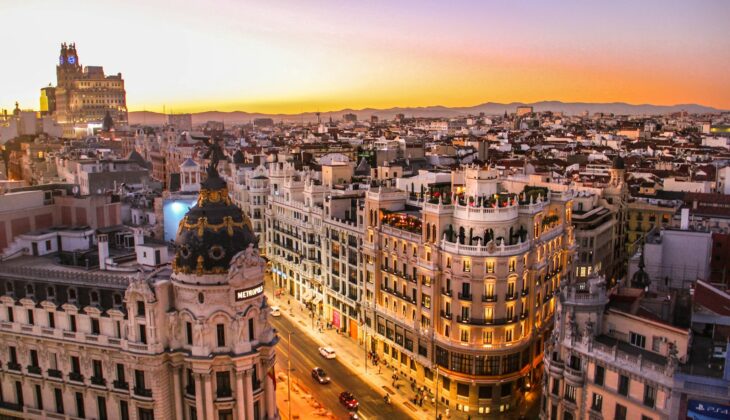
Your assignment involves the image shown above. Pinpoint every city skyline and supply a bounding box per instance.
[2,0,730,114]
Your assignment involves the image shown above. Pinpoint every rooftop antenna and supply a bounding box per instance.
[316,110,321,125]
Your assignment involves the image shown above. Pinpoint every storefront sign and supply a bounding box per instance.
[235,284,264,301]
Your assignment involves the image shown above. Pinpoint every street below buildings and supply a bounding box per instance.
[266,272,542,420]
[271,313,412,420]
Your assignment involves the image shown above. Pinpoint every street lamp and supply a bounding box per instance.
[286,330,294,420]
[434,365,439,420]
[364,326,368,374]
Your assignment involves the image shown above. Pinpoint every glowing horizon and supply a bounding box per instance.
[2,0,729,114]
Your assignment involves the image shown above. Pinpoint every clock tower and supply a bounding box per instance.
[57,42,81,87]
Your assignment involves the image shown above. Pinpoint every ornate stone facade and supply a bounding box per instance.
[0,164,278,420]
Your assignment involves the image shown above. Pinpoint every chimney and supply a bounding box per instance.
[98,234,109,270]
[680,208,690,230]
[132,228,144,248]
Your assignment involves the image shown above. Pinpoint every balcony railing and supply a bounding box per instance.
[482,294,497,302]
[48,369,62,378]
[69,372,84,382]
[134,387,153,398]
[27,365,42,375]
[457,292,472,301]
[441,288,453,298]
[452,316,518,326]
[91,376,107,386]
[521,289,529,297]
[440,310,452,320]
[6,362,21,372]
[216,387,233,399]
[113,380,129,390]
[505,293,518,301]
[0,401,23,412]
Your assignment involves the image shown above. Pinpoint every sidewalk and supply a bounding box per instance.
[275,297,442,419]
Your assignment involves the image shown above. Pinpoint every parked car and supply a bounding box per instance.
[270,306,281,317]
[311,367,330,384]
[318,346,336,359]
[339,391,359,410]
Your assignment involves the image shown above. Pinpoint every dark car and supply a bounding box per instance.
[339,391,359,410]
[311,367,330,384]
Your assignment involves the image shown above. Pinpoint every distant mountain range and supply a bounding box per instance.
[128,101,726,125]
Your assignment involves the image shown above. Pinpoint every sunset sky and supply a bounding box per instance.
[2,0,729,114]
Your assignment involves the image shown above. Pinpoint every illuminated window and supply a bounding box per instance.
[483,330,493,344]
[505,329,513,342]
[460,329,469,342]
[485,307,493,322]
[509,259,516,272]
[446,257,451,269]
[486,260,495,273]
[463,258,471,272]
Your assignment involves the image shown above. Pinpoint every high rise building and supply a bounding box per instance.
[51,42,128,128]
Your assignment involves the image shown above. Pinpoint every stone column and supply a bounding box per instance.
[172,367,184,420]
[235,371,245,420]
[194,374,205,420]
[264,363,276,419]
[204,374,215,420]
[244,369,255,420]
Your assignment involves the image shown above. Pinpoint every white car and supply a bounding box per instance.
[318,346,336,359]
[270,306,281,317]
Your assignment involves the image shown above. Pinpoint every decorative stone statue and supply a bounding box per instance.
[666,342,679,374]
[194,321,204,345]
[583,320,594,345]
[168,312,179,338]
[236,316,247,342]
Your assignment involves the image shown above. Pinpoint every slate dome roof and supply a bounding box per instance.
[613,155,626,170]
[173,165,257,275]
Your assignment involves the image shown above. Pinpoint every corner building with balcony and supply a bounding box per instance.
[363,165,576,417]
[0,164,279,420]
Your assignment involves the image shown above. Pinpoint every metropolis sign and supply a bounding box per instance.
[235,284,264,301]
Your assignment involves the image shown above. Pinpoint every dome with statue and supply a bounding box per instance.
[173,155,258,276]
